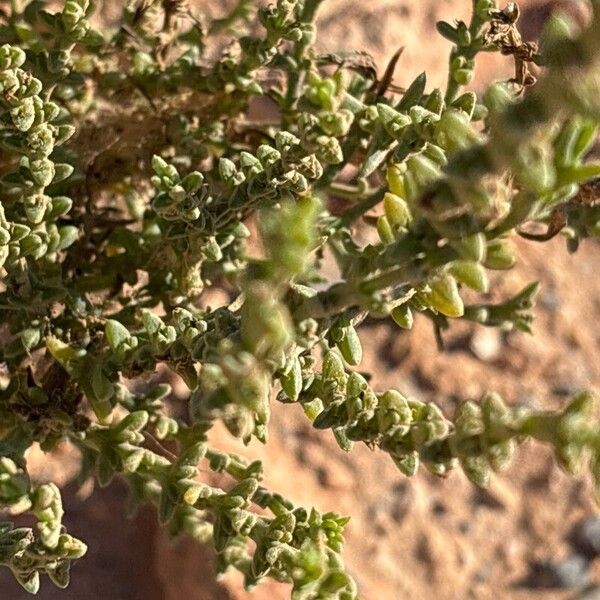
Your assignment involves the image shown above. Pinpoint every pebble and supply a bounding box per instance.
[539,285,558,312]
[553,555,590,589]
[573,516,600,558]
[470,328,502,362]
[527,554,590,589]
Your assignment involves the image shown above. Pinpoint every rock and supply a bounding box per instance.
[470,329,502,362]
[552,555,590,589]
[539,286,559,312]
[572,516,600,558]
[527,554,590,590]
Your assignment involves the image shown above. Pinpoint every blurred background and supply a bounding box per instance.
[2,0,600,598]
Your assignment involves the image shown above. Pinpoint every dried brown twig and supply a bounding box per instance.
[485,2,540,90]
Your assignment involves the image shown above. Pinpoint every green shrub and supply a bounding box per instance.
[1,0,600,596]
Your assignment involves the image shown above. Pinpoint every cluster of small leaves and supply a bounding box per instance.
[71,406,357,598]
[281,348,600,490]
[0,458,86,593]
[0,43,77,278]
[1,0,600,597]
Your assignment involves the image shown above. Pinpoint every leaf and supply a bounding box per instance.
[333,428,353,452]
[15,571,40,594]
[572,121,600,161]
[91,363,114,403]
[58,225,79,250]
[46,336,85,367]
[376,46,405,97]
[114,411,149,436]
[391,304,414,330]
[436,21,459,43]
[52,163,74,184]
[395,71,426,111]
[158,488,176,524]
[359,140,397,178]
[121,449,145,473]
[280,356,303,401]
[87,362,114,421]
[96,454,115,488]
[337,326,362,366]
[10,98,35,132]
[20,328,41,352]
[47,562,70,589]
[104,320,130,351]
[427,274,464,318]
[322,351,346,385]
[560,163,600,186]
[450,260,489,293]
[48,196,73,219]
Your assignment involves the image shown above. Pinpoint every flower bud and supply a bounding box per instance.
[476,0,495,20]
[449,260,489,293]
[386,164,406,197]
[453,68,473,85]
[483,83,514,114]
[449,233,487,262]
[427,273,464,317]
[219,157,244,186]
[435,109,482,152]
[239,151,263,177]
[256,145,281,167]
[315,135,343,164]
[30,158,55,187]
[383,192,411,227]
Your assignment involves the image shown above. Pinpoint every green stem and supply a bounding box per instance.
[327,180,371,200]
[444,0,489,103]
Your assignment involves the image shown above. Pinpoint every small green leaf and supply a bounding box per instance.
[105,320,131,351]
[337,325,362,366]
[396,72,426,111]
[436,21,459,43]
[391,304,414,330]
